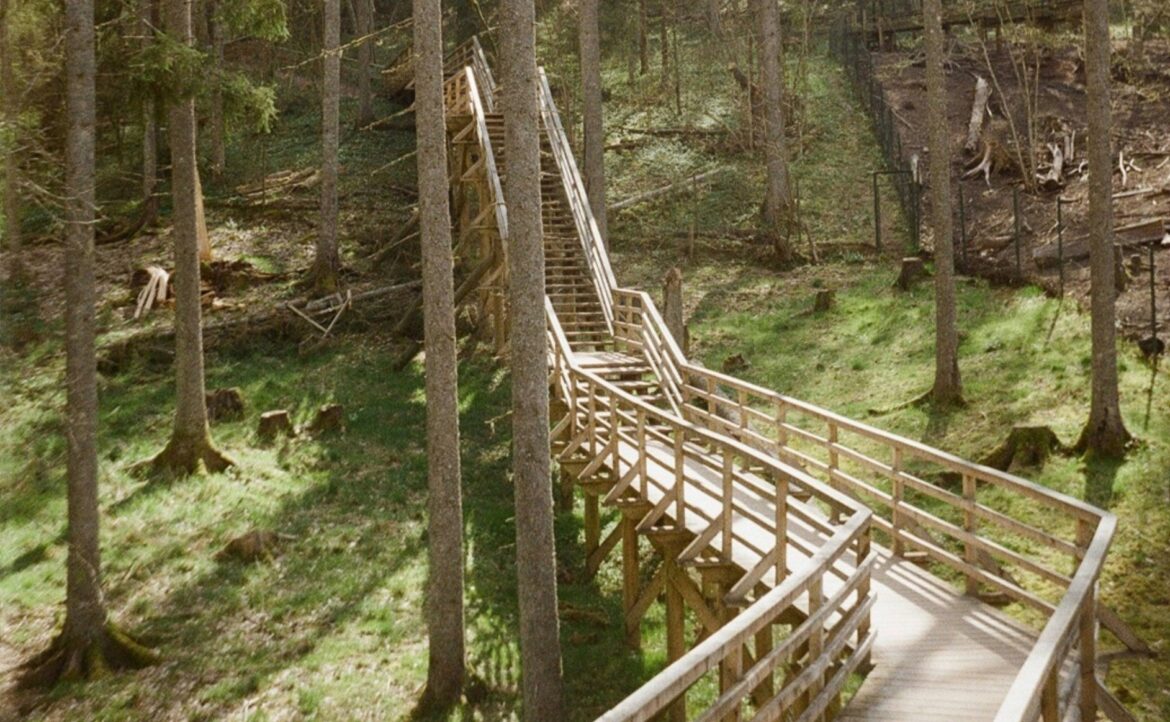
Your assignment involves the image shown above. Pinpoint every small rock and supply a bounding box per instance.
[258,409,295,442]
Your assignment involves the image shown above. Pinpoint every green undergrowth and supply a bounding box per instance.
[0,333,677,720]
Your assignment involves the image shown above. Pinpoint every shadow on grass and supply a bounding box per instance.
[1083,455,1123,509]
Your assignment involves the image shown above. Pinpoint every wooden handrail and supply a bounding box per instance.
[537,69,618,331]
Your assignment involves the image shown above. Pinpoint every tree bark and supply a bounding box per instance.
[313,0,342,294]
[413,0,465,708]
[757,0,792,261]
[924,0,962,404]
[638,0,648,75]
[154,0,232,474]
[355,0,375,128]
[2,0,19,253]
[579,0,608,245]
[209,0,226,179]
[139,0,158,221]
[1078,0,1131,457]
[63,0,106,650]
[501,0,566,715]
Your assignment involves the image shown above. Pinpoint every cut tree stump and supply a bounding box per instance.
[308,404,345,435]
[215,530,291,563]
[981,425,1064,471]
[206,387,245,422]
[964,76,992,154]
[893,257,928,291]
[258,410,295,441]
[813,289,836,312]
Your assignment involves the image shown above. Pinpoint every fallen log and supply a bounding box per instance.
[98,280,421,374]
[964,76,992,154]
[610,167,727,212]
[1032,219,1167,269]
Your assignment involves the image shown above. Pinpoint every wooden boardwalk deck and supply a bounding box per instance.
[595,424,1040,721]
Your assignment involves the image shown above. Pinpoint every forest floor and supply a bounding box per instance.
[869,34,1170,341]
[1,14,1168,722]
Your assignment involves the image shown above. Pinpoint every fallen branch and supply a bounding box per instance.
[611,167,727,211]
[133,266,169,320]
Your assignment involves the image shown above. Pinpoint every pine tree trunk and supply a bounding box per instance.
[2,0,19,253]
[500,0,566,715]
[924,0,962,404]
[579,0,608,245]
[758,0,792,261]
[414,0,465,707]
[355,0,375,128]
[139,0,158,221]
[209,0,226,179]
[156,0,231,474]
[313,0,342,294]
[638,0,648,75]
[1079,0,1130,456]
[63,0,106,648]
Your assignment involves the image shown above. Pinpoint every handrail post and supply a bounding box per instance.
[775,470,788,586]
[774,399,788,458]
[827,422,840,513]
[892,447,905,556]
[1077,519,1098,722]
[674,426,686,530]
[808,577,826,719]
[856,524,872,670]
[962,474,979,596]
[637,408,648,497]
[722,453,734,559]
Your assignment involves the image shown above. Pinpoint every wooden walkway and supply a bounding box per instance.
[439,37,1132,722]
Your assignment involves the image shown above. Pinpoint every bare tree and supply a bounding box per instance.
[413,0,465,708]
[139,0,159,223]
[924,0,962,404]
[1077,0,1131,456]
[208,0,226,179]
[312,0,342,293]
[21,0,158,685]
[151,0,233,474]
[579,0,608,244]
[501,0,566,715]
[757,0,793,262]
[355,0,375,128]
[2,0,19,254]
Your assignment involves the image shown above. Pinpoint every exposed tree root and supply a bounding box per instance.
[867,389,932,416]
[148,432,235,475]
[18,623,159,689]
[1073,415,1134,460]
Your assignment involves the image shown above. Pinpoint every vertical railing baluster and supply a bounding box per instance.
[722,453,734,560]
[963,474,978,596]
[674,426,686,530]
[892,446,905,555]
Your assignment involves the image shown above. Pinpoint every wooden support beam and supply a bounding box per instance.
[587,519,622,578]
[664,542,687,722]
[622,513,642,650]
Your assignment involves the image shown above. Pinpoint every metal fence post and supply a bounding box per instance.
[1057,198,1065,295]
[958,183,967,266]
[873,171,882,253]
[1013,186,1022,280]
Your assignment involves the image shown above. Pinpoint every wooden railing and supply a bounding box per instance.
[538,69,618,332]
[443,66,508,245]
[443,36,497,111]
[547,301,875,721]
[612,306,1117,721]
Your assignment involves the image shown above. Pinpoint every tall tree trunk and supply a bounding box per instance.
[924,0,962,404]
[579,0,608,245]
[1078,0,1131,457]
[2,0,19,253]
[638,0,648,74]
[63,0,105,655]
[153,0,232,474]
[313,0,342,294]
[19,0,158,686]
[413,0,465,708]
[757,0,792,261]
[355,0,375,128]
[209,0,226,179]
[140,0,158,222]
[500,0,566,716]
[659,0,669,87]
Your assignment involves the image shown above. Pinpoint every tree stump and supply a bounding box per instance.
[206,387,245,422]
[981,425,1064,471]
[721,353,749,373]
[893,257,928,291]
[258,410,295,442]
[308,403,346,435]
[813,289,835,312]
[662,267,689,353]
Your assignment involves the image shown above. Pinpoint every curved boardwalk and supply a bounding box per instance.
[438,37,1133,722]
